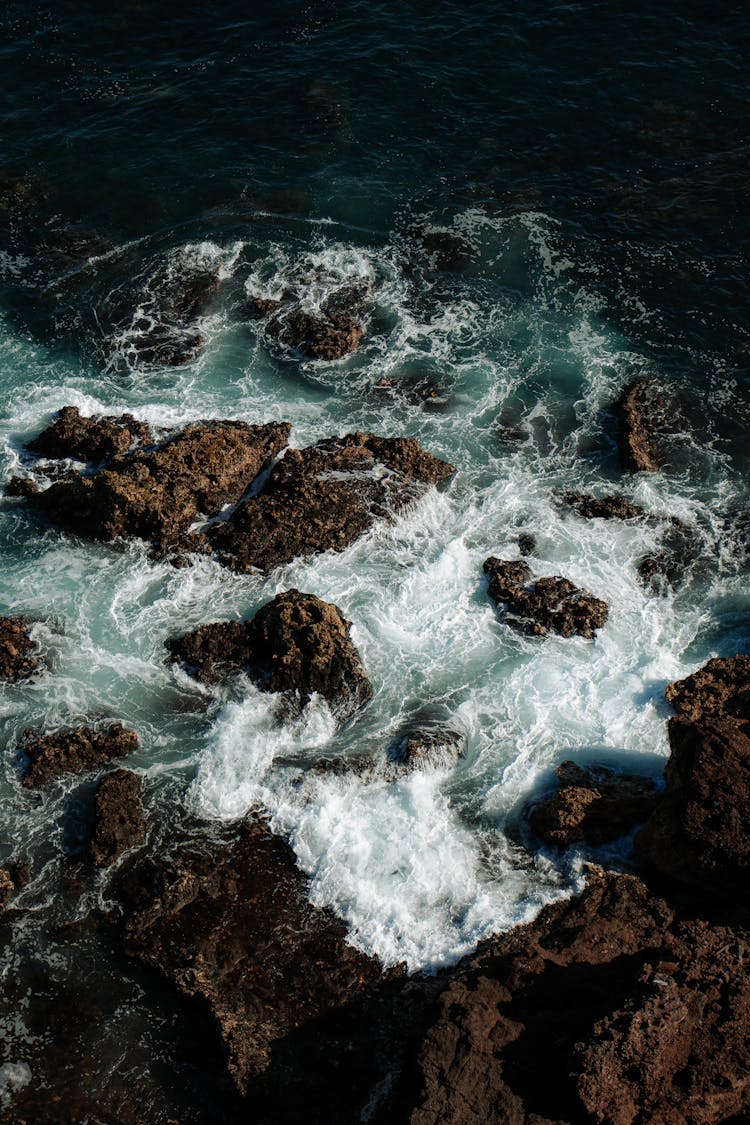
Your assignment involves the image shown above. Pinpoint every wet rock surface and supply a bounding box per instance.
[261,283,367,360]
[665,655,750,728]
[637,519,701,593]
[167,590,372,718]
[388,723,466,775]
[21,723,139,788]
[0,616,41,681]
[614,378,677,473]
[529,761,659,848]
[90,769,146,867]
[0,868,14,907]
[28,418,290,554]
[561,491,647,521]
[26,405,153,464]
[484,558,609,639]
[207,432,454,573]
[117,818,387,1096]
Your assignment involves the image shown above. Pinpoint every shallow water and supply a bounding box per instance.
[0,2,748,1117]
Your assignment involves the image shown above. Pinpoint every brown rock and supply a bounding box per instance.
[26,405,152,463]
[117,818,386,1095]
[665,655,750,730]
[167,590,372,719]
[529,761,658,848]
[614,379,675,473]
[0,868,14,907]
[561,491,646,521]
[0,616,40,681]
[636,716,750,900]
[31,420,290,554]
[267,307,363,360]
[4,476,39,498]
[389,724,466,775]
[21,723,139,788]
[207,432,454,574]
[483,558,609,639]
[90,769,146,868]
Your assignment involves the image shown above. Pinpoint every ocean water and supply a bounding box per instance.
[0,2,748,1118]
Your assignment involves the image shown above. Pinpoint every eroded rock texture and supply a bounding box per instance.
[167,590,372,718]
[21,723,139,788]
[615,378,675,473]
[529,761,658,848]
[90,769,146,867]
[26,405,153,463]
[0,617,41,681]
[484,558,609,638]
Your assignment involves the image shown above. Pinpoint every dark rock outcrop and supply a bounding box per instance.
[21,723,139,788]
[207,432,454,573]
[388,724,466,775]
[90,769,146,867]
[30,419,290,554]
[26,405,152,464]
[561,491,647,521]
[484,558,609,639]
[637,716,750,901]
[665,655,750,729]
[614,378,675,473]
[529,761,658,848]
[263,284,367,360]
[118,818,386,1096]
[0,616,41,681]
[637,519,700,594]
[167,590,372,718]
[0,868,14,907]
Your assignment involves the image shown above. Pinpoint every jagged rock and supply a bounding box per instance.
[637,716,750,901]
[117,818,386,1096]
[483,557,609,639]
[207,432,454,573]
[26,406,152,463]
[265,285,366,360]
[90,770,146,868]
[247,296,285,318]
[561,491,646,521]
[388,724,466,774]
[614,378,676,473]
[21,723,139,788]
[167,590,372,719]
[373,373,449,411]
[665,655,750,729]
[637,519,700,593]
[529,761,658,848]
[517,533,536,556]
[4,476,39,498]
[30,419,290,554]
[0,616,40,681]
[0,869,14,907]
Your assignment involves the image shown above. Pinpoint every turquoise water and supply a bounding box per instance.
[0,3,748,1117]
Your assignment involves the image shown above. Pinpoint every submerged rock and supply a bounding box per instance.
[26,405,152,464]
[117,818,386,1096]
[29,419,290,555]
[637,519,701,594]
[90,769,146,868]
[21,723,139,789]
[388,723,466,775]
[614,378,676,473]
[637,716,750,901]
[0,616,41,681]
[529,761,658,848]
[206,432,454,573]
[167,590,372,719]
[483,557,609,638]
[561,491,647,521]
[665,655,750,729]
[262,283,368,360]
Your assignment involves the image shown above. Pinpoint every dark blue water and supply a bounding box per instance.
[0,3,748,1119]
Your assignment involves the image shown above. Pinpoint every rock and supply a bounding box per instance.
[0,616,40,681]
[207,432,454,574]
[167,590,372,719]
[665,655,750,729]
[4,476,39,497]
[246,295,285,318]
[637,519,700,593]
[529,761,658,848]
[406,870,750,1125]
[614,379,676,473]
[517,533,536,556]
[388,724,466,775]
[266,283,366,357]
[373,373,449,411]
[90,769,146,868]
[21,723,139,788]
[0,869,14,907]
[117,818,386,1096]
[31,419,290,555]
[26,406,152,464]
[561,491,647,520]
[636,716,750,901]
[483,557,609,639]
[415,226,474,271]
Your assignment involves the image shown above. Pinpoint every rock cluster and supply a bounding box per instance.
[26,405,152,463]
[90,769,146,867]
[529,761,658,848]
[483,557,609,638]
[0,617,41,681]
[21,723,139,788]
[167,590,372,719]
[256,283,368,360]
[561,491,646,521]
